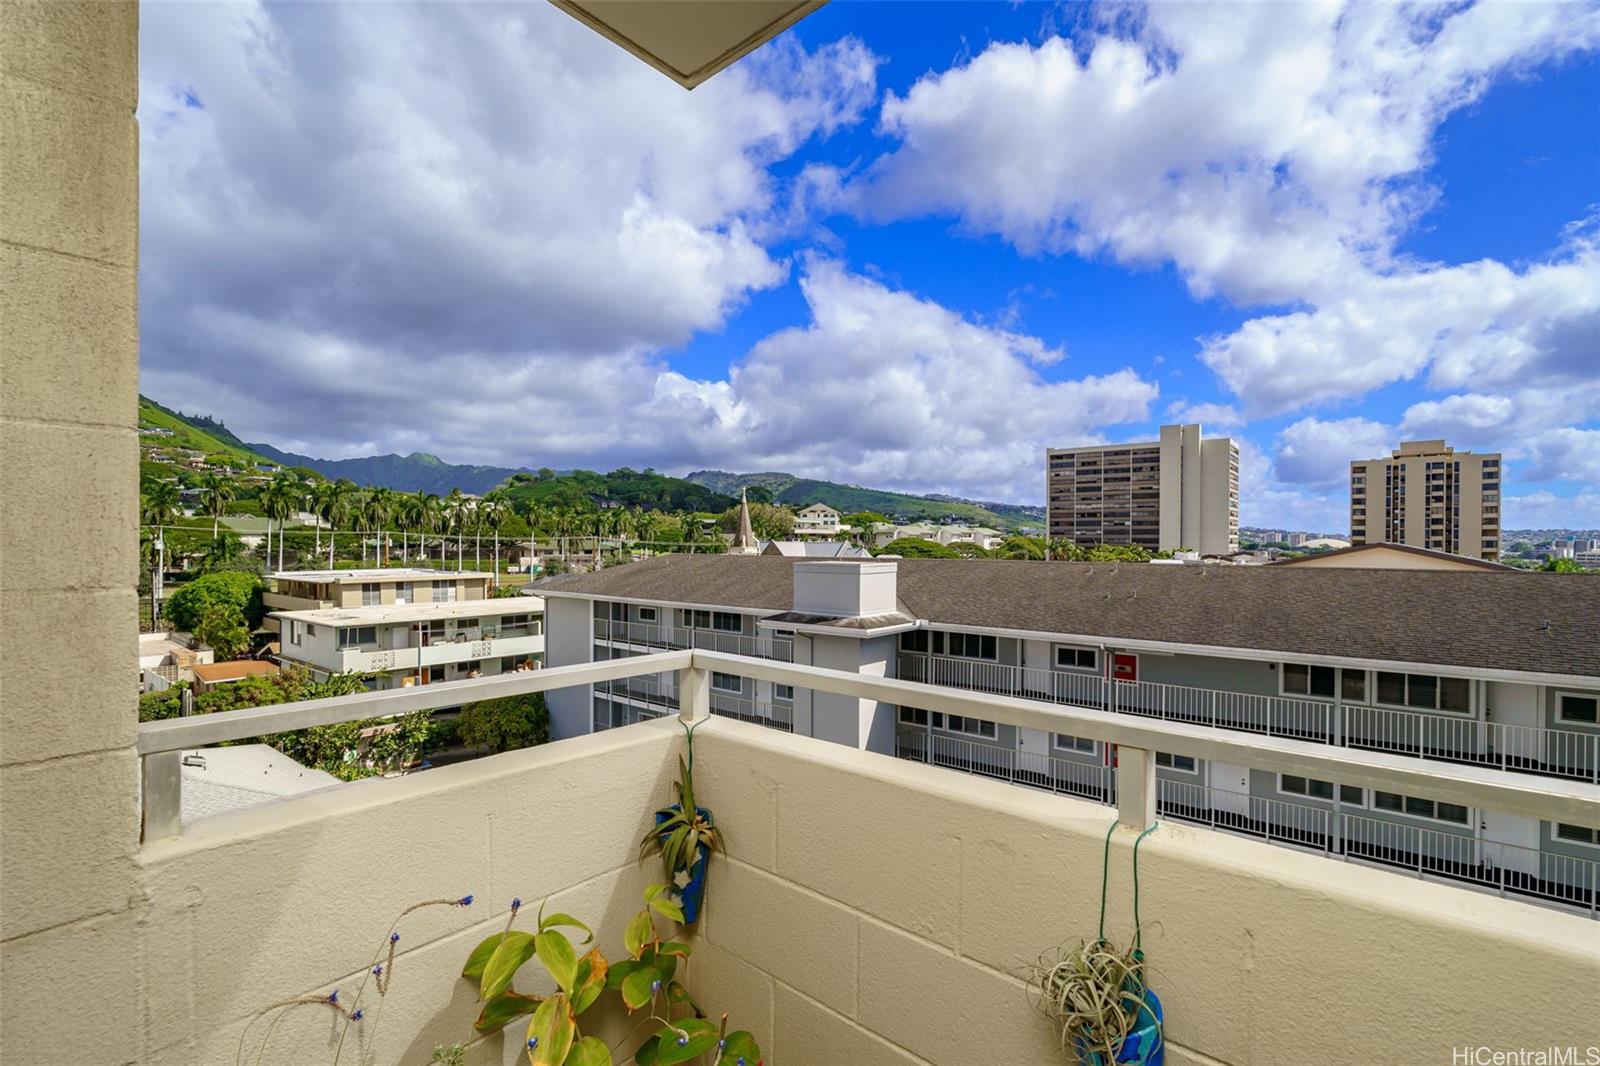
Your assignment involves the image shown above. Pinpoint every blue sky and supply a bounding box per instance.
[137,2,1600,530]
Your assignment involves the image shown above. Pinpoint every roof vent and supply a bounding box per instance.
[181,753,207,769]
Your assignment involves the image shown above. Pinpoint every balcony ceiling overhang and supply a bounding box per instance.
[551,0,827,89]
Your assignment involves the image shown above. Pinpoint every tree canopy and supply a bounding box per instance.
[163,570,265,632]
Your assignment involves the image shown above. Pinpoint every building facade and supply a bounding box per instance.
[792,503,844,537]
[1349,440,1502,561]
[266,568,543,689]
[540,556,1600,916]
[1047,423,1239,556]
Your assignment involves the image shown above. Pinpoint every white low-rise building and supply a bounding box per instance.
[792,503,844,537]
[272,596,544,689]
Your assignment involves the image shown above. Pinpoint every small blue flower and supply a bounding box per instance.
[390,932,400,944]
[458,895,474,906]
[372,964,383,976]
[327,990,339,1004]
[738,1059,746,1066]
[527,1037,539,1049]
[717,1039,727,1052]
[650,979,661,993]
[351,1009,364,1022]
[677,1035,689,1047]
[511,897,522,911]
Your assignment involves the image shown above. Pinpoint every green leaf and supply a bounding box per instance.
[664,980,697,1010]
[651,1019,719,1066]
[474,990,543,1033]
[620,965,660,1011]
[538,912,594,944]
[624,909,654,959]
[648,898,685,925]
[481,931,538,1002]
[525,993,575,1066]
[715,1031,761,1066]
[656,941,691,959]
[633,1035,661,1066]
[644,883,670,903]
[463,929,527,980]
[606,958,645,991]
[571,948,609,1014]
[565,1035,613,1066]
[536,930,579,995]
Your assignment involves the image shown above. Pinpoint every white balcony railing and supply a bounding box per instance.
[598,620,795,661]
[898,654,1600,783]
[891,739,1597,917]
[138,649,1600,918]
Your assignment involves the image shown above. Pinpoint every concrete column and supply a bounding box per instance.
[1116,746,1159,829]
[1,3,145,1059]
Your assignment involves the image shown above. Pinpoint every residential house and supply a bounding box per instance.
[792,502,844,537]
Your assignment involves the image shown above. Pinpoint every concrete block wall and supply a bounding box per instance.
[688,717,1600,1066]
[1,2,145,1061]
[139,721,684,1064]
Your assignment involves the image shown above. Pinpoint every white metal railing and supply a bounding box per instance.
[600,620,795,662]
[892,734,1598,917]
[896,731,1114,803]
[898,654,1600,783]
[138,649,1600,919]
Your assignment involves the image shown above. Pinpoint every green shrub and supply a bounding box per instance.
[163,570,265,631]
[139,684,186,722]
[456,692,550,754]
[194,605,252,660]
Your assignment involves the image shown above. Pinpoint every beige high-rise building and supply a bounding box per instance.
[1046,424,1240,556]
[1349,440,1502,561]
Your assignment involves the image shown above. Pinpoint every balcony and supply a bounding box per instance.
[899,654,1599,782]
[597,619,796,662]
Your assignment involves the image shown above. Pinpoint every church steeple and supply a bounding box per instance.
[732,487,758,553]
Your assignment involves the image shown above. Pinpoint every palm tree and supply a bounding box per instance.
[480,494,509,582]
[200,530,244,572]
[319,479,356,568]
[366,487,396,567]
[140,483,181,625]
[200,472,236,538]
[263,473,300,572]
[412,491,441,564]
[444,489,469,571]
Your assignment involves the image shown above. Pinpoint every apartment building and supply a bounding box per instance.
[1349,439,1503,561]
[792,503,844,537]
[541,555,1600,915]
[267,568,543,688]
[1047,423,1239,556]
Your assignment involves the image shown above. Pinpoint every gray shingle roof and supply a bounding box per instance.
[534,556,1600,678]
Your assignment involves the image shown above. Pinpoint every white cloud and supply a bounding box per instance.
[1273,416,1394,490]
[1235,438,1349,533]
[1504,491,1600,530]
[1200,236,1600,417]
[1164,401,1242,430]
[138,2,878,375]
[850,2,1600,305]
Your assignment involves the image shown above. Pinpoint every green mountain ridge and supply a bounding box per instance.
[139,394,1042,527]
[684,470,1044,531]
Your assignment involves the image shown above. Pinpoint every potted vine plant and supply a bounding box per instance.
[1025,823,1164,1066]
[640,724,719,925]
[455,885,761,1065]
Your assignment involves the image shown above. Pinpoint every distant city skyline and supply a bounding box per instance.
[136,2,1599,529]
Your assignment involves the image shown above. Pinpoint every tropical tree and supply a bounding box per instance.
[260,473,299,572]
[414,490,442,564]
[480,493,509,581]
[444,488,469,571]
[200,472,236,538]
[141,480,181,529]
[367,487,397,567]
[200,530,246,572]
[993,535,1047,560]
[314,479,355,567]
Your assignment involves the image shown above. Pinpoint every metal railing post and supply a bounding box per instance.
[677,665,710,723]
[141,750,183,842]
[1116,745,1158,829]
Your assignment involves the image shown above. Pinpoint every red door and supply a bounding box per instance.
[1112,653,1138,684]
